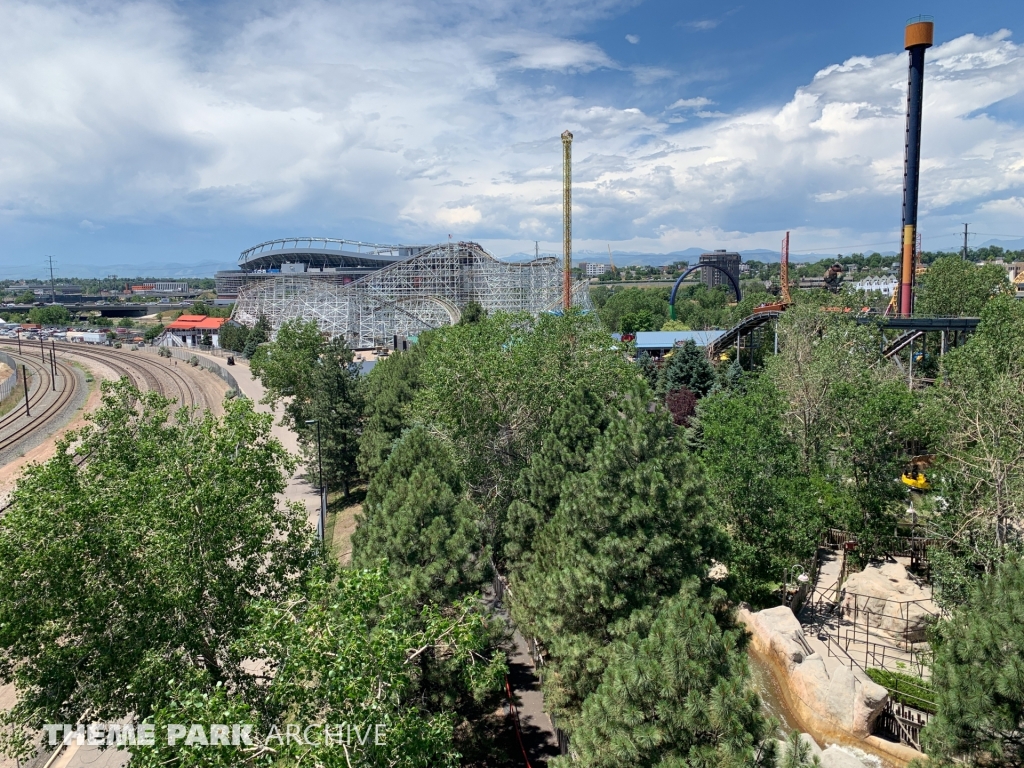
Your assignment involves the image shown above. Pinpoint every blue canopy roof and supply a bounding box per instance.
[634,331,726,349]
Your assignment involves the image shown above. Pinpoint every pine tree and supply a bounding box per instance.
[241,314,270,359]
[634,351,659,391]
[503,386,610,573]
[565,585,773,768]
[301,337,363,496]
[351,427,485,606]
[356,343,425,481]
[512,395,726,720]
[923,557,1024,766]
[659,340,716,396]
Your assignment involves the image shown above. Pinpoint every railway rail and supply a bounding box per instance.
[0,349,79,455]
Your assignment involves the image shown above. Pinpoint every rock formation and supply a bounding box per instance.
[841,561,937,642]
[738,605,888,739]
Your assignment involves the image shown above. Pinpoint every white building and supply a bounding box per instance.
[850,276,898,296]
[577,261,610,277]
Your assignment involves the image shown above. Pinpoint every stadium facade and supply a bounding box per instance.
[215,238,424,300]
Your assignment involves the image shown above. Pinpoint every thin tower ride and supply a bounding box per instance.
[899,16,933,317]
[561,130,573,311]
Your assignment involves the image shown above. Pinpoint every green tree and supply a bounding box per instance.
[143,322,164,341]
[241,314,270,359]
[620,309,658,334]
[126,568,505,768]
[923,557,1024,766]
[416,310,637,517]
[301,337,363,495]
[697,377,822,602]
[916,257,1009,317]
[27,305,70,325]
[352,428,484,606]
[0,381,318,759]
[503,386,610,574]
[459,300,486,324]
[512,395,725,722]
[659,340,716,396]
[634,351,659,391]
[598,287,669,332]
[357,341,427,481]
[564,586,773,768]
[251,321,362,493]
[218,321,249,353]
[249,318,325,428]
[15,290,35,304]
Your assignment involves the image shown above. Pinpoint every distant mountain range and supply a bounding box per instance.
[502,247,900,267]
[5,237,1016,282]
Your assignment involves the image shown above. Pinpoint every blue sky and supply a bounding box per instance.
[0,0,1022,278]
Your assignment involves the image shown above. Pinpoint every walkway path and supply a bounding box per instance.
[188,351,321,530]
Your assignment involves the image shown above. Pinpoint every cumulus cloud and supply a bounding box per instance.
[0,0,1021,260]
[625,34,639,44]
[669,97,715,110]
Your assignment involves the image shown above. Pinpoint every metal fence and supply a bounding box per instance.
[156,348,243,396]
[0,351,18,401]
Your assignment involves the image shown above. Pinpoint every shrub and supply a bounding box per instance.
[864,668,936,713]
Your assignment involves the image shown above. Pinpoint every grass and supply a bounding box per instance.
[0,371,31,418]
[865,668,937,714]
[325,487,366,565]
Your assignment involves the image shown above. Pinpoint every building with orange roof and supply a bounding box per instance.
[158,315,229,349]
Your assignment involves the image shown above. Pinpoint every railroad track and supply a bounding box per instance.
[0,348,79,455]
[40,343,201,410]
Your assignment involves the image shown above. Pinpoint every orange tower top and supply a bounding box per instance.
[905,16,934,49]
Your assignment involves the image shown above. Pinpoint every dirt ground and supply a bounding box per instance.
[331,502,361,565]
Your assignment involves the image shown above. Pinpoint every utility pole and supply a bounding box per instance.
[962,223,970,261]
[47,255,57,304]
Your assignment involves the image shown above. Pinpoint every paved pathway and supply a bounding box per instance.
[188,352,321,530]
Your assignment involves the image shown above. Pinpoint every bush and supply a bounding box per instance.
[864,668,936,713]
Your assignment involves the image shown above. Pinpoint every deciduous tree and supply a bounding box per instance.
[0,381,318,760]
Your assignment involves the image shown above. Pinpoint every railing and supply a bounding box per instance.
[876,698,933,751]
[0,351,18,401]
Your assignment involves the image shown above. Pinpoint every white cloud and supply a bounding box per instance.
[669,97,715,110]
[0,1,1021,261]
[625,34,639,44]
[685,20,720,32]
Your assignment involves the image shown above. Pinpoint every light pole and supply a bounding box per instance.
[305,419,326,544]
[783,564,809,608]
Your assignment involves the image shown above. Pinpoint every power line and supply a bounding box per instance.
[46,255,57,304]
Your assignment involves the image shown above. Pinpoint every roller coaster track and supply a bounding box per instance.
[705,312,979,359]
[706,311,782,356]
[881,330,923,359]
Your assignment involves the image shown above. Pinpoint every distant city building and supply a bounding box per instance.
[851,276,898,296]
[130,282,190,295]
[577,261,610,277]
[1004,261,1024,283]
[739,263,751,275]
[698,250,741,292]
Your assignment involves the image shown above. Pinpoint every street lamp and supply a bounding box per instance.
[305,419,326,544]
